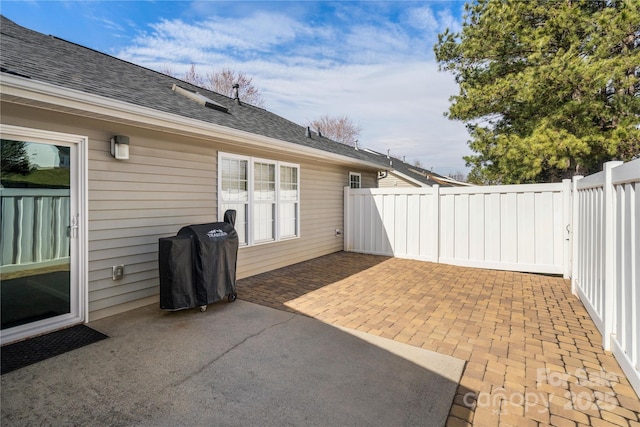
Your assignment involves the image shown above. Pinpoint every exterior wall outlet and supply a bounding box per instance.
[112,265,125,280]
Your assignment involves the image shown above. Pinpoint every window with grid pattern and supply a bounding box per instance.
[349,172,361,189]
[219,153,299,246]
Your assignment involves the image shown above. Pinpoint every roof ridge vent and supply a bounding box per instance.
[172,84,228,113]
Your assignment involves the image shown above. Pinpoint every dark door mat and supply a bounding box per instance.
[1,324,108,375]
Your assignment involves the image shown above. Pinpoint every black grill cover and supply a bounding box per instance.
[176,221,239,306]
[223,210,236,228]
[158,236,195,310]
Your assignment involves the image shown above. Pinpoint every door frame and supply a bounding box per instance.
[0,124,88,345]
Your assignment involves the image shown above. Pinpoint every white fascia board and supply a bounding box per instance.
[0,74,382,170]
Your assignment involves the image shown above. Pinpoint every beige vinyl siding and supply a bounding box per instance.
[360,171,378,189]
[1,103,379,320]
[378,172,420,188]
[87,132,218,318]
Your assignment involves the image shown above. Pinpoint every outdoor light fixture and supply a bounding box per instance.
[110,135,130,160]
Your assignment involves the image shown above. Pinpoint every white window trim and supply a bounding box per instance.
[218,152,300,247]
[349,172,362,189]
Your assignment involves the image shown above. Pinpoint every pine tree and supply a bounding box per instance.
[435,0,640,184]
[1,140,32,175]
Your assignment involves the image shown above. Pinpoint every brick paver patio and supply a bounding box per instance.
[237,252,640,426]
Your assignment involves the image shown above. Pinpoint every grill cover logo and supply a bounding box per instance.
[207,229,228,239]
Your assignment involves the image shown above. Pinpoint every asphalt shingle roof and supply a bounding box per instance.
[362,149,459,187]
[0,16,383,166]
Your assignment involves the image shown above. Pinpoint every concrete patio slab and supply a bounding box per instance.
[1,300,464,427]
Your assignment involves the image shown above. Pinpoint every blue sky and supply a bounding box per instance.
[2,1,471,175]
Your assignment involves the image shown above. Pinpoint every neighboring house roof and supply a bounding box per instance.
[363,149,471,187]
[400,163,471,187]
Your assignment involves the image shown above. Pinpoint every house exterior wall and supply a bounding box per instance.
[360,171,378,189]
[1,103,377,320]
[378,172,419,188]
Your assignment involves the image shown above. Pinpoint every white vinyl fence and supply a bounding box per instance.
[344,181,572,276]
[0,188,70,272]
[572,159,640,396]
[345,159,639,396]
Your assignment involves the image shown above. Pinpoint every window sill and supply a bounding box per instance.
[239,236,300,249]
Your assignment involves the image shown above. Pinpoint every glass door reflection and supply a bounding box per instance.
[1,139,71,329]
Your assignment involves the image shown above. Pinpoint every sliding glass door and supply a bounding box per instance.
[0,126,86,344]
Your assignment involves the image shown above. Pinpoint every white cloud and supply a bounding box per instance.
[91,16,125,33]
[116,5,472,176]
[123,12,304,61]
[257,61,470,173]
[437,8,463,34]
[406,6,438,32]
